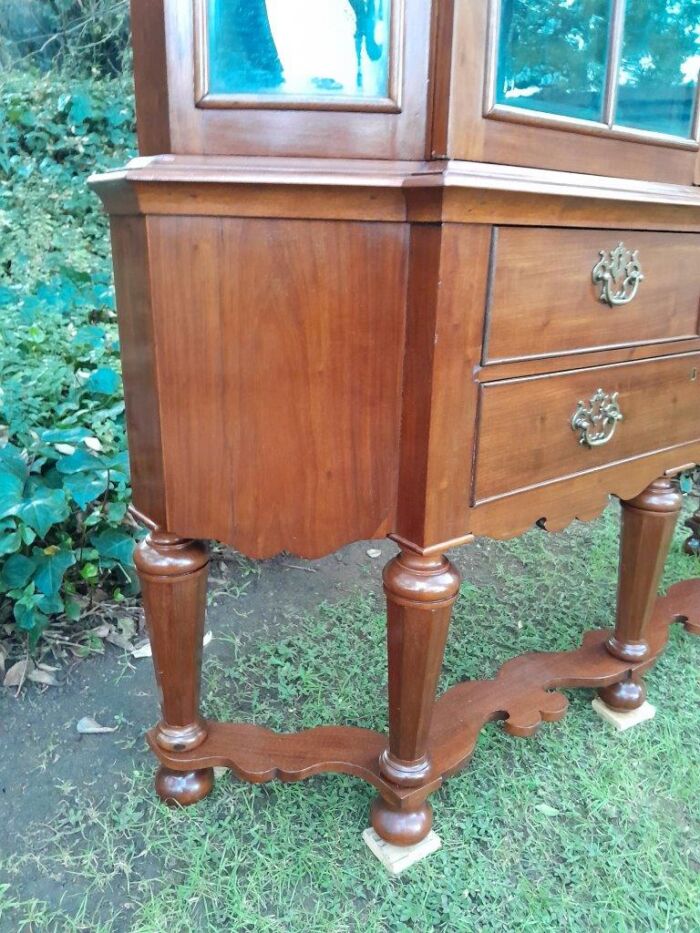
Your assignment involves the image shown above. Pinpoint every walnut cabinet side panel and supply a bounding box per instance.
[116,215,409,558]
[110,216,168,527]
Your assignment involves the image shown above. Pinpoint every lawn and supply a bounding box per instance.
[1,64,700,933]
[2,512,700,932]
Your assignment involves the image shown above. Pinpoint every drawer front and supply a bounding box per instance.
[473,353,700,503]
[484,228,700,363]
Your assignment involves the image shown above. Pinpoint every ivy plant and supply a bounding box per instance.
[0,70,139,648]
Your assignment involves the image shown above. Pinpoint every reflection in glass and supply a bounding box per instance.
[206,0,391,101]
[616,0,699,138]
[495,0,612,122]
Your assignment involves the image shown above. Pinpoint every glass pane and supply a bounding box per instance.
[495,0,612,122]
[615,0,699,138]
[206,0,392,101]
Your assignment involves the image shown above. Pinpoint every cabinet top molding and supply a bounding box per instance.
[89,155,700,229]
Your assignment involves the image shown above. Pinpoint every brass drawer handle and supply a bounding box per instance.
[571,389,623,448]
[592,243,644,306]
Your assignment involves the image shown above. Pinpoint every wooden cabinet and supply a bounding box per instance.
[91,1,700,851]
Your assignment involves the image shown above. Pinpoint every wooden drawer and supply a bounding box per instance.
[484,228,700,364]
[473,353,700,503]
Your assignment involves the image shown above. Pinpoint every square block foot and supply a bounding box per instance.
[591,697,656,732]
[362,827,441,876]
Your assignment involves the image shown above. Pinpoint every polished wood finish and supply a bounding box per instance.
[155,765,215,806]
[474,355,700,504]
[395,223,490,548]
[148,577,700,806]
[134,532,209,756]
[130,0,170,155]
[96,3,700,848]
[468,444,700,546]
[485,229,700,364]
[109,218,166,525]
[94,156,700,229]
[599,478,682,711]
[112,215,406,558]
[374,550,460,844]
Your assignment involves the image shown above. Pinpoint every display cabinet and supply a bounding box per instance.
[91,0,700,850]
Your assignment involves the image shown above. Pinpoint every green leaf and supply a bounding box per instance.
[90,528,135,566]
[679,473,694,494]
[11,487,69,537]
[56,449,103,474]
[73,325,106,348]
[63,470,109,509]
[14,602,49,644]
[85,367,119,396]
[0,448,27,516]
[0,444,28,480]
[80,562,99,582]
[64,599,82,622]
[2,553,37,588]
[32,546,76,597]
[0,527,21,556]
[19,524,36,546]
[14,602,36,631]
[37,592,64,615]
[40,427,91,445]
[68,92,93,125]
[106,501,127,523]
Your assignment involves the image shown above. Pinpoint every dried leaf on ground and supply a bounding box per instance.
[76,716,118,734]
[105,630,134,651]
[131,640,152,659]
[27,668,59,687]
[4,658,33,689]
[534,803,560,817]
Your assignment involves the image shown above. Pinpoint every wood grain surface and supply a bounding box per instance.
[136,215,407,558]
[485,228,700,363]
[474,354,700,503]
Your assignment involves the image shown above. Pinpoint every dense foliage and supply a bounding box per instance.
[0,70,137,647]
[0,0,130,76]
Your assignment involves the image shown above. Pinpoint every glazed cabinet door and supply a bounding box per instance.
[441,0,700,183]
[131,0,435,159]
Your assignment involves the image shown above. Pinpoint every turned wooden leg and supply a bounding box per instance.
[598,477,682,711]
[371,550,460,846]
[134,530,214,805]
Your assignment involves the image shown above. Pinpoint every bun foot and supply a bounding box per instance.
[598,677,646,711]
[155,765,214,806]
[370,796,433,847]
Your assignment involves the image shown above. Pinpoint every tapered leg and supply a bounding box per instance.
[598,477,682,711]
[371,550,460,846]
[134,530,214,804]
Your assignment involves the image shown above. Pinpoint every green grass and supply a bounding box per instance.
[2,509,700,932]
